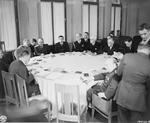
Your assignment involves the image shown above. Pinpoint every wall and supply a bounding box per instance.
[121,0,150,37]
[17,0,40,44]
[66,0,82,42]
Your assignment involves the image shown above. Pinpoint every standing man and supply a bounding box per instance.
[132,23,150,52]
[139,23,150,45]
[114,44,150,123]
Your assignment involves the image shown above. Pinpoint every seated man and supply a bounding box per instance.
[9,45,41,97]
[89,36,103,54]
[83,32,91,52]
[72,33,84,52]
[119,36,134,54]
[86,58,118,107]
[30,38,37,56]
[0,49,9,99]
[86,70,116,107]
[102,35,119,55]
[55,35,70,53]
[34,38,48,56]
[22,39,33,57]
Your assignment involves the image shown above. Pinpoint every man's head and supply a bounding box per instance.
[58,35,64,43]
[31,38,37,46]
[23,39,30,47]
[90,35,97,45]
[75,33,82,42]
[137,44,150,55]
[83,32,89,40]
[15,45,31,64]
[38,38,44,47]
[139,23,150,41]
[124,37,132,48]
[107,35,114,47]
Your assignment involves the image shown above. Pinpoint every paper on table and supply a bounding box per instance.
[45,72,63,80]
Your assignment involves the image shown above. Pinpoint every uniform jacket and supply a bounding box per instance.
[114,53,150,112]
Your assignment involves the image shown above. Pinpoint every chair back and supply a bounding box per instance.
[1,71,19,106]
[15,74,29,107]
[0,41,6,52]
[92,94,117,123]
[55,83,80,123]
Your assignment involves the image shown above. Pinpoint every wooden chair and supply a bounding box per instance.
[1,71,19,107]
[92,93,117,123]
[15,74,51,121]
[55,83,86,123]
[0,41,6,52]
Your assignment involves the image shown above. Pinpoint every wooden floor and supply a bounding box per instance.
[0,101,117,122]
[51,108,117,123]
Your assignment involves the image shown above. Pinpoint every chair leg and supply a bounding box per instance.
[91,108,95,120]
[108,116,112,123]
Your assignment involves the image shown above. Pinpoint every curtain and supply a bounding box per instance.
[111,6,121,36]
[83,4,89,33]
[0,0,17,51]
[41,2,53,45]
[115,7,121,35]
[53,2,65,43]
[90,5,97,38]
[111,6,115,32]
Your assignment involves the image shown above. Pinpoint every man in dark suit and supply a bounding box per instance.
[132,35,142,53]
[30,38,37,56]
[72,33,84,52]
[119,36,134,54]
[9,45,41,97]
[83,32,91,52]
[102,35,119,55]
[114,44,150,122]
[55,35,70,53]
[34,38,49,56]
[89,37,103,54]
[0,49,9,99]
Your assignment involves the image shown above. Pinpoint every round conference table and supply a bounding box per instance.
[27,52,122,117]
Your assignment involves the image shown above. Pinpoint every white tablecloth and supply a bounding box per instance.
[27,52,121,117]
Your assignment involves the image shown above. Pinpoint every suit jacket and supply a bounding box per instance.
[0,59,9,98]
[83,38,91,51]
[55,42,69,53]
[102,43,119,55]
[34,44,48,56]
[72,39,84,52]
[89,41,103,54]
[119,45,134,54]
[9,60,35,97]
[114,53,150,112]
[132,35,142,53]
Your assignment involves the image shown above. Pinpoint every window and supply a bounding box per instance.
[0,0,18,51]
[40,0,66,45]
[41,2,53,45]
[83,0,99,38]
[111,4,122,36]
